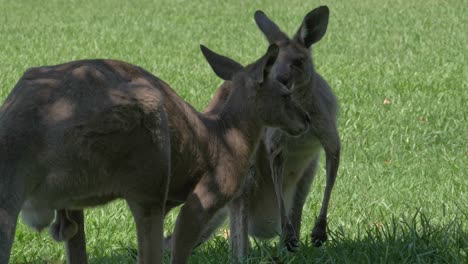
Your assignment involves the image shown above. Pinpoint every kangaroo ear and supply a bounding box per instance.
[253,44,279,84]
[294,6,329,48]
[200,45,243,81]
[254,10,289,44]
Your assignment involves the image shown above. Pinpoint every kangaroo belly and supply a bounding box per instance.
[246,133,322,239]
[282,139,322,207]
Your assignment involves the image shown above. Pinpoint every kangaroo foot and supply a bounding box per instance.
[282,223,299,252]
[310,217,327,247]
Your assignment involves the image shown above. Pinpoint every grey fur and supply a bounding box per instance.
[167,6,340,260]
[0,43,310,264]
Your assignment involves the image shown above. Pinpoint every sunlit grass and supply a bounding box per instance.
[1,0,466,263]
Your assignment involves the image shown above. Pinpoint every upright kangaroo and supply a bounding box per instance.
[0,43,310,264]
[248,6,340,251]
[174,6,340,258]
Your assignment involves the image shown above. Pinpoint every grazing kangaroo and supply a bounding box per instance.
[0,43,310,263]
[166,6,340,258]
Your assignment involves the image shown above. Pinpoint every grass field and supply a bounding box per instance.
[1,0,467,263]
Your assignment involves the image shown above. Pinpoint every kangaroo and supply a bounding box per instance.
[0,43,310,263]
[248,5,340,251]
[166,6,340,258]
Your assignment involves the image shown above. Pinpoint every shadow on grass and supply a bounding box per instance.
[89,210,467,264]
[193,210,467,264]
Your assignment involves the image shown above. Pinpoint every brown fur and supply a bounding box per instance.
[238,5,340,253]
[168,6,340,259]
[0,44,310,264]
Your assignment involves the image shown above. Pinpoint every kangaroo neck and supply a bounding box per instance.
[223,87,262,138]
[171,84,262,166]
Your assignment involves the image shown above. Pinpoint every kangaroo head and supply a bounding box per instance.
[200,44,310,136]
[254,6,329,88]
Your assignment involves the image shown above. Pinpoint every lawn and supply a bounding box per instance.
[1,0,467,263]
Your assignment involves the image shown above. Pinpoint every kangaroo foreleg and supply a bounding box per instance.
[312,124,340,246]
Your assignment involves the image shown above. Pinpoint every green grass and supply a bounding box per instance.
[1,0,467,263]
